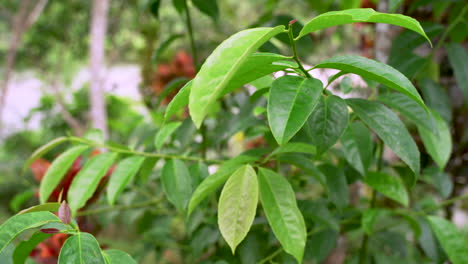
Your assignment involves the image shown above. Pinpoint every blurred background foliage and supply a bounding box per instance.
[0,0,467,263]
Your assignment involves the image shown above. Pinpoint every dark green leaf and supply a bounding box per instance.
[418,111,452,169]
[319,164,349,209]
[39,145,89,203]
[107,156,146,205]
[58,232,106,264]
[420,79,452,122]
[427,216,468,264]
[154,122,182,150]
[308,95,349,153]
[258,168,307,263]
[13,232,51,264]
[23,137,69,175]
[346,99,420,173]
[365,172,409,206]
[188,26,285,128]
[172,0,185,14]
[187,155,259,216]
[218,165,258,253]
[299,8,430,44]
[137,157,158,184]
[103,249,137,264]
[67,153,118,215]
[268,76,323,145]
[315,55,426,110]
[447,43,468,103]
[305,229,338,263]
[192,0,219,20]
[161,159,192,211]
[341,125,365,175]
[277,154,327,188]
[0,212,60,254]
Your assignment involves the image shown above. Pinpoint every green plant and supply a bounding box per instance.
[1,7,468,264]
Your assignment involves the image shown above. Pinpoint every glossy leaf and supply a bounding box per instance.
[418,111,452,169]
[319,164,349,209]
[154,122,182,150]
[107,156,146,205]
[23,137,68,175]
[39,145,89,204]
[378,92,436,133]
[164,80,192,122]
[346,99,420,173]
[365,172,409,207]
[447,43,468,103]
[268,76,323,145]
[315,55,426,110]
[189,26,285,128]
[13,232,51,264]
[58,232,106,264]
[308,95,349,153]
[427,216,468,264]
[188,155,259,216]
[218,165,258,253]
[161,159,192,212]
[103,249,137,264]
[67,153,118,215]
[258,168,306,263]
[0,211,60,254]
[298,8,430,45]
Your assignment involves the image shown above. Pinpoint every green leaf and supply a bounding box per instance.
[161,159,192,212]
[315,55,426,110]
[269,142,316,158]
[307,95,349,153]
[192,0,219,20]
[189,26,285,128]
[218,165,258,253]
[136,157,158,184]
[341,126,365,175]
[13,232,51,264]
[361,208,386,235]
[18,203,60,215]
[298,8,430,45]
[67,153,118,215]
[58,232,106,264]
[277,154,327,188]
[172,0,185,14]
[267,76,323,145]
[420,79,452,122]
[155,78,189,107]
[418,111,452,169]
[10,190,34,212]
[103,249,137,264]
[365,172,409,206]
[187,155,259,216]
[319,164,349,209]
[39,145,89,204]
[152,34,184,64]
[164,81,192,122]
[447,43,468,103]
[154,122,182,150]
[427,216,468,264]
[346,99,420,173]
[107,156,146,205]
[258,168,306,263]
[378,93,436,133]
[422,167,453,198]
[0,212,61,254]
[23,137,69,175]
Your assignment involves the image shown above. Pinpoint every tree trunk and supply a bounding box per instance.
[89,0,110,139]
[0,0,48,136]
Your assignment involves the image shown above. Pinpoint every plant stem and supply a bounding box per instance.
[77,198,163,216]
[287,24,312,78]
[68,136,222,164]
[183,0,198,68]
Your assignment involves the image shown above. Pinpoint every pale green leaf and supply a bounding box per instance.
[67,153,118,215]
[164,80,192,122]
[23,137,69,175]
[154,122,182,149]
[298,8,430,45]
[58,232,106,264]
[39,145,89,204]
[365,172,409,206]
[189,26,285,128]
[315,55,426,110]
[346,99,420,173]
[258,168,306,263]
[161,159,192,212]
[103,249,137,264]
[308,95,349,153]
[268,76,323,145]
[107,156,146,205]
[427,216,468,264]
[218,165,258,253]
